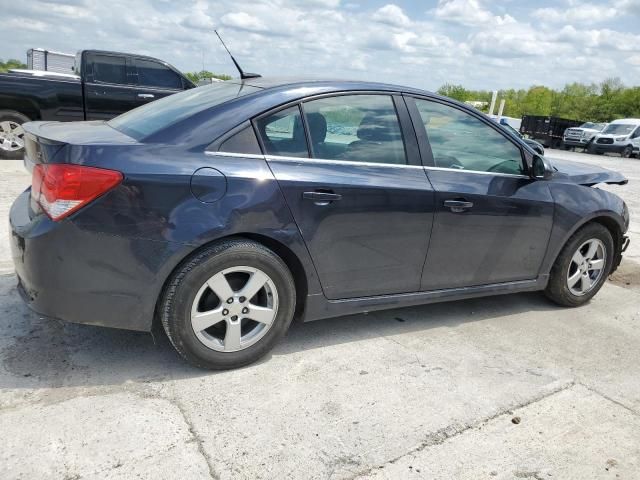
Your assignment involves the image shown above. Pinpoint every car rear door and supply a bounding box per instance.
[83,53,138,120]
[130,57,190,108]
[406,96,554,290]
[254,93,436,300]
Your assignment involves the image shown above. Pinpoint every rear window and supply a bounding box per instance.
[93,55,127,84]
[108,83,260,140]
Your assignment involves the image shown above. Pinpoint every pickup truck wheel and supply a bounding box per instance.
[545,223,613,307]
[0,110,29,160]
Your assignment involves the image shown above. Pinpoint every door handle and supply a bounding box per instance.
[303,191,342,205]
[444,199,473,213]
[138,93,155,99]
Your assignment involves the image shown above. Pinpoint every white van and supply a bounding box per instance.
[589,118,640,157]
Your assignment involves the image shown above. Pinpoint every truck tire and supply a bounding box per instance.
[0,110,30,160]
[621,146,633,158]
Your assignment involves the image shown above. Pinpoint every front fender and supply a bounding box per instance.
[540,182,626,275]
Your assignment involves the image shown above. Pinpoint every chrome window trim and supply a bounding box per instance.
[211,151,529,177]
[211,151,530,177]
[423,165,529,179]
[206,151,265,159]
[265,154,423,169]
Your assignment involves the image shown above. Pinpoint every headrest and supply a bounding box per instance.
[306,112,327,143]
[357,113,399,142]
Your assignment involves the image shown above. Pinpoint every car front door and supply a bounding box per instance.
[131,58,190,108]
[406,96,554,290]
[255,94,436,300]
[84,53,138,120]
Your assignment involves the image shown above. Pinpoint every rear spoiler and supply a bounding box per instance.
[22,122,67,173]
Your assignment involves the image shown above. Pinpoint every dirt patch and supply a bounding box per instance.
[608,259,640,291]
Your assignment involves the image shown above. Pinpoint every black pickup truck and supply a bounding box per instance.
[0,50,195,158]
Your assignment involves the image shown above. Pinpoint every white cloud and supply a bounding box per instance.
[2,0,639,92]
[372,4,411,28]
[433,0,514,26]
[532,3,617,25]
[220,12,268,32]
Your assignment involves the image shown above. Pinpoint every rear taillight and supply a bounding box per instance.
[31,164,123,221]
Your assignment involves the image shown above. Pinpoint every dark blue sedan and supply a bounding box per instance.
[10,79,630,369]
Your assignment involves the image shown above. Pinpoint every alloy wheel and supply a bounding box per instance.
[190,266,278,352]
[566,238,606,296]
[0,121,25,152]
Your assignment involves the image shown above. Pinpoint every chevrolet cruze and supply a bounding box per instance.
[10,79,630,369]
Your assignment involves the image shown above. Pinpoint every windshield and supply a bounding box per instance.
[501,123,522,138]
[108,83,261,140]
[581,122,607,130]
[601,123,636,135]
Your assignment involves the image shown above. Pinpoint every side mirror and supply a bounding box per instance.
[531,155,553,180]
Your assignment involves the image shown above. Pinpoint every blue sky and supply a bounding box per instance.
[4,0,640,91]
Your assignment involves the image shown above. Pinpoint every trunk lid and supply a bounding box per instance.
[23,120,136,171]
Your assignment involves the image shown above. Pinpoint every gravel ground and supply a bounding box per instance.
[0,150,639,479]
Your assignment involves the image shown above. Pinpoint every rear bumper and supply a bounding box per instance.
[9,190,184,332]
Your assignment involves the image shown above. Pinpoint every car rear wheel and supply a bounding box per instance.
[545,223,614,307]
[0,110,30,160]
[160,239,296,369]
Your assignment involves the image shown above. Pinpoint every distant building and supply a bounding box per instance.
[465,100,488,109]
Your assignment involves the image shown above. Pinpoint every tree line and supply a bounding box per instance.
[0,59,27,73]
[437,78,640,122]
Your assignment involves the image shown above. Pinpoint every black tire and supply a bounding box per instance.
[0,110,30,160]
[583,138,594,152]
[160,239,296,370]
[545,223,614,307]
[621,146,633,158]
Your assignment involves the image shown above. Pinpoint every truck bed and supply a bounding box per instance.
[0,72,83,122]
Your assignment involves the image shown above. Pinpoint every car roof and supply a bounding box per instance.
[225,77,429,96]
[609,118,640,125]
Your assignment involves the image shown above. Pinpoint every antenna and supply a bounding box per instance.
[215,30,261,80]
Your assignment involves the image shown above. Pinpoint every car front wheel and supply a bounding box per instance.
[160,239,296,369]
[545,223,614,307]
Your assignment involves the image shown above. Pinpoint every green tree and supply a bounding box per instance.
[436,83,471,102]
[0,59,27,73]
[185,70,232,83]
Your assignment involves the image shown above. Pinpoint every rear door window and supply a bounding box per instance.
[254,106,309,158]
[136,59,183,89]
[302,94,407,165]
[93,55,127,84]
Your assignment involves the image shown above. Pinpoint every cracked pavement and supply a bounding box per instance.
[1,150,639,479]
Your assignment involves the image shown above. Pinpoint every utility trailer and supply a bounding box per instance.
[27,48,76,74]
[519,115,583,149]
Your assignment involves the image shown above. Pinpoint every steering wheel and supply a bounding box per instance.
[487,160,522,175]
[434,155,464,170]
